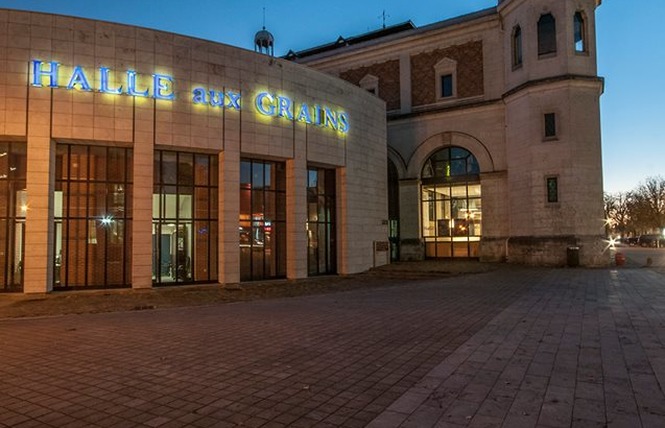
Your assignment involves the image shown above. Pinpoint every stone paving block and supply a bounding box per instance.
[400,404,446,427]
[439,399,480,425]
[458,382,492,404]
[575,380,605,401]
[365,409,408,428]
[537,384,575,427]
[385,390,429,414]
[467,414,503,427]
[571,419,607,428]
[475,394,513,419]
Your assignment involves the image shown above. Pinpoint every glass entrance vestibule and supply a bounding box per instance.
[421,147,482,258]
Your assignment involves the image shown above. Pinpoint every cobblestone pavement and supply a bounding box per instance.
[369,267,665,428]
[1,267,665,427]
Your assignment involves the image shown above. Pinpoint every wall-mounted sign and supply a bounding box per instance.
[30,60,350,134]
[31,60,175,100]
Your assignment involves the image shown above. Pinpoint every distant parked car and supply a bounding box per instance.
[625,237,640,246]
[638,234,664,248]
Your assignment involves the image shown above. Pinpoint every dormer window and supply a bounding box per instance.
[434,58,457,100]
[440,75,453,98]
[359,74,379,97]
[574,12,586,53]
[538,13,557,57]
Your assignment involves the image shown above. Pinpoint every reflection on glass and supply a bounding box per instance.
[239,159,286,281]
[0,143,26,291]
[54,144,132,289]
[153,151,218,285]
[307,168,336,276]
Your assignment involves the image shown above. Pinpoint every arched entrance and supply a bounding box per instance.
[421,146,481,258]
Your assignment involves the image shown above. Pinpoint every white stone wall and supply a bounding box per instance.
[0,9,388,292]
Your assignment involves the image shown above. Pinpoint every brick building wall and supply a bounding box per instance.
[339,60,400,111]
[411,41,484,106]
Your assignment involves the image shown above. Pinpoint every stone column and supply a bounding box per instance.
[398,178,423,260]
[286,155,307,279]
[24,87,54,293]
[218,149,240,284]
[131,100,155,289]
[336,167,349,274]
[479,171,509,262]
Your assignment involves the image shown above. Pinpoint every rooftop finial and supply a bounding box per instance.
[378,10,390,29]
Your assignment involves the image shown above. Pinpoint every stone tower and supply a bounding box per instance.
[498,0,608,265]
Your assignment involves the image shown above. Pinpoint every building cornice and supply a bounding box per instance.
[387,99,503,122]
[503,75,605,100]
[386,75,603,123]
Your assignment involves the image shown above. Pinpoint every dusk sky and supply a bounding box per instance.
[0,0,661,194]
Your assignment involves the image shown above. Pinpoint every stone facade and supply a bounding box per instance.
[292,0,609,267]
[0,9,388,293]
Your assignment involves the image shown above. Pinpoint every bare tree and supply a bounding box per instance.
[604,192,632,237]
[632,176,665,233]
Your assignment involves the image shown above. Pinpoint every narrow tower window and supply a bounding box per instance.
[547,177,559,203]
[544,113,557,138]
[574,12,586,52]
[512,25,523,68]
[538,13,557,56]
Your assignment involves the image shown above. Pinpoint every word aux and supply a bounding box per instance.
[191,88,241,110]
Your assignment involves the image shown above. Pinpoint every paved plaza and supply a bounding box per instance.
[1,258,665,427]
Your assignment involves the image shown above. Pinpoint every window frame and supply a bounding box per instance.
[574,11,587,54]
[512,25,523,69]
[306,167,337,276]
[546,176,559,204]
[537,13,557,58]
[543,112,558,140]
[440,74,454,98]
[239,158,287,282]
[420,146,482,259]
[152,150,219,286]
[54,143,133,290]
[0,142,26,292]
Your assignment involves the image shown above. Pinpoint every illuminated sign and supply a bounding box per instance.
[31,60,175,100]
[29,60,350,134]
[254,92,349,133]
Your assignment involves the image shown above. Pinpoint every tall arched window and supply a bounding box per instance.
[574,12,586,52]
[512,25,523,68]
[538,13,557,56]
[421,147,481,258]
